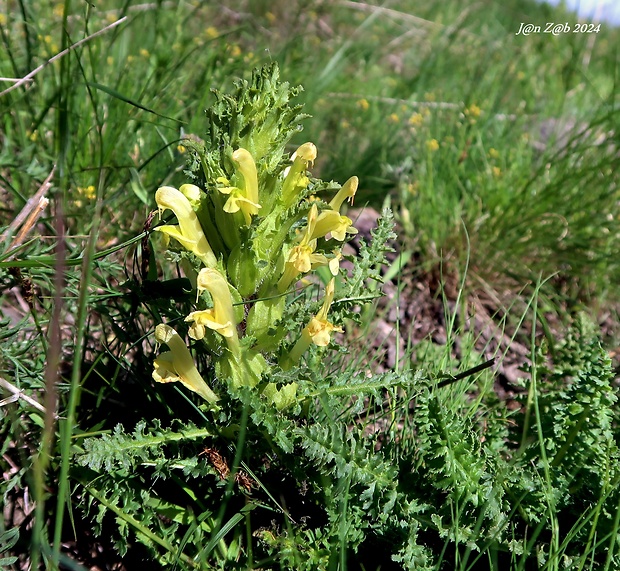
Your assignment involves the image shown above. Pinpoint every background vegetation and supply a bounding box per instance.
[1,0,619,569]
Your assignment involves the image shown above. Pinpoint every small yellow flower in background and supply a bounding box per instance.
[78,185,96,200]
[408,113,423,127]
[492,166,502,178]
[488,148,499,159]
[424,92,436,102]
[187,268,239,344]
[106,56,114,66]
[356,98,370,111]
[286,279,343,366]
[155,185,217,267]
[139,48,150,58]
[406,181,419,196]
[465,104,482,123]
[52,4,64,18]
[177,144,187,154]
[266,11,276,23]
[127,55,135,63]
[471,104,482,117]
[388,113,399,124]
[517,71,526,81]
[153,323,219,404]
[105,12,117,24]
[229,45,242,58]
[205,26,219,39]
[426,139,439,152]
[340,119,350,129]
[28,131,38,142]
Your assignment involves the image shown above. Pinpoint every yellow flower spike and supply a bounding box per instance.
[286,279,343,366]
[189,268,240,353]
[152,324,219,404]
[155,186,217,267]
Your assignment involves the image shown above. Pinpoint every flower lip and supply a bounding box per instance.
[153,323,219,403]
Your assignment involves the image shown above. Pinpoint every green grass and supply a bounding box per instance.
[1,0,620,569]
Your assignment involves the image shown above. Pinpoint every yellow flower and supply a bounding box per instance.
[356,98,370,111]
[408,113,424,127]
[311,176,359,241]
[492,166,502,178]
[155,185,217,267]
[281,142,317,207]
[277,204,328,292]
[388,113,399,124]
[328,249,342,276]
[468,104,481,117]
[186,268,240,352]
[488,148,499,159]
[426,139,439,152]
[78,185,96,200]
[286,279,343,366]
[153,324,219,404]
[217,148,261,225]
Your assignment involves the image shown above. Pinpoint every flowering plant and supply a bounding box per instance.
[149,64,388,412]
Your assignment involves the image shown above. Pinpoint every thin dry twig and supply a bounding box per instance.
[1,166,55,254]
[0,17,127,98]
[336,0,441,30]
[0,376,47,414]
